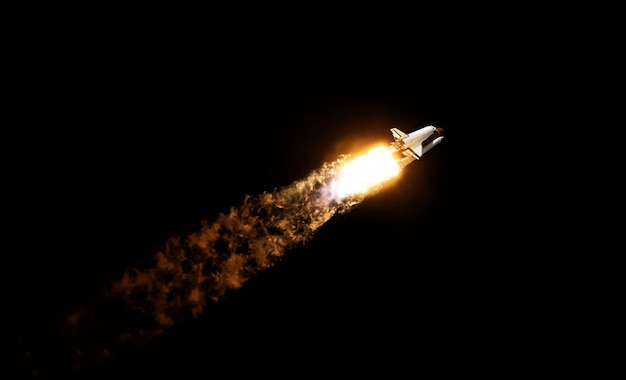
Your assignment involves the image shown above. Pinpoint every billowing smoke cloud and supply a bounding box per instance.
[60,149,398,376]
[106,155,364,332]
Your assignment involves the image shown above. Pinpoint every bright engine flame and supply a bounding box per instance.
[336,146,400,199]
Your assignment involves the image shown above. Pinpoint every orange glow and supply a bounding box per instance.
[336,146,400,199]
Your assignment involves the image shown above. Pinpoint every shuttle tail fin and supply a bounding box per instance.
[390,128,409,140]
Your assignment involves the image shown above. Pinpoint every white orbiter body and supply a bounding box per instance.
[390,125,444,168]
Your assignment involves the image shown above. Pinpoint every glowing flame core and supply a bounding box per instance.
[335,146,400,199]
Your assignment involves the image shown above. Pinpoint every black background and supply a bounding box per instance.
[7,13,589,379]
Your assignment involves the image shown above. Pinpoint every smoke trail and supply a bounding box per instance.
[59,148,399,376]
[107,154,364,331]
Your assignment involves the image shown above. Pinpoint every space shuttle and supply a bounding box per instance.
[390,125,444,169]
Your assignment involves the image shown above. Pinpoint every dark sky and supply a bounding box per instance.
[7,21,568,379]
